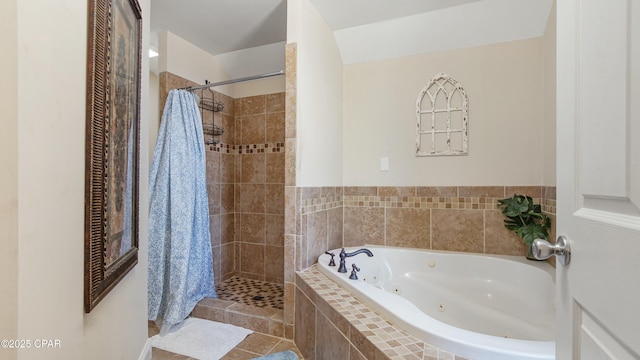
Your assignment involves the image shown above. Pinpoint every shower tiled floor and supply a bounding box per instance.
[215,276,284,310]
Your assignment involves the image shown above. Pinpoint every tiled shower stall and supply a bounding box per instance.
[158,72,288,337]
[208,92,286,286]
[159,72,286,287]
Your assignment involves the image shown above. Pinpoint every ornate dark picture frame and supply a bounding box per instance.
[85,0,142,313]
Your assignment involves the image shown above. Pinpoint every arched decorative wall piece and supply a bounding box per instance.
[416,73,468,156]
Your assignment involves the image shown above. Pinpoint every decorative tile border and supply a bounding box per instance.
[343,196,502,210]
[207,142,235,153]
[297,186,557,216]
[239,142,285,154]
[301,195,556,214]
[541,198,556,215]
[207,142,285,154]
[297,266,468,360]
[300,195,343,215]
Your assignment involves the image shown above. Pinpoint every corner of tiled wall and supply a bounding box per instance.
[283,42,298,333]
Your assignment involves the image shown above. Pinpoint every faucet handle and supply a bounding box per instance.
[338,248,348,273]
[349,263,360,280]
[324,251,336,266]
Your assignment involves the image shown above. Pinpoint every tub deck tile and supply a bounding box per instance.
[297,266,469,360]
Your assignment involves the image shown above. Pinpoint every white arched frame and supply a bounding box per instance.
[416,73,468,156]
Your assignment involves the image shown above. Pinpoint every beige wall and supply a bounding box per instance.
[288,0,344,186]
[159,31,233,96]
[543,1,557,186]
[0,0,19,356]
[284,0,344,337]
[3,0,151,359]
[343,37,546,186]
[234,77,286,99]
[159,31,284,99]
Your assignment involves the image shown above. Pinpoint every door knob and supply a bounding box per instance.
[532,235,571,266]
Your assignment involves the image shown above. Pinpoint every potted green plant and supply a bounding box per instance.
[497,194,551,260]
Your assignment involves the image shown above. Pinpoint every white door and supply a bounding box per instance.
[557,0,640,359]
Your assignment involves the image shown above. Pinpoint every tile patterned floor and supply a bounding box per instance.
[149,321,303,360]
[216,276,284,310]
[150,277,294,360]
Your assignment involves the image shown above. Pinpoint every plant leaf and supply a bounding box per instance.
[516,225,549,245]
[499,195,530,217]
[503,218,523,229]
[497,194,553,247]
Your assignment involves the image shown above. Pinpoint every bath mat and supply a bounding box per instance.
[150,317,253,360]
[252,350,299,359]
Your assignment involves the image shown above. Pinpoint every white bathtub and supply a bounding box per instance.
[317,246,555,360]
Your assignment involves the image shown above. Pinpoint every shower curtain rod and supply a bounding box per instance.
[182,70,285,91]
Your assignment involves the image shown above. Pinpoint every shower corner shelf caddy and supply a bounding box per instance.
[202,123,225,137]
[199,98,225,113]
[185,71,285,146]
[198,97,225,141]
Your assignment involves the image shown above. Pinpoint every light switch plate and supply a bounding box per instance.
[380,157,389,171]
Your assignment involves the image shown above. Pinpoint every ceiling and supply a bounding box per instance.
[150,0,287,56]
[150,0,552,78]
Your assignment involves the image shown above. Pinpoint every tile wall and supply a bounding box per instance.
[233,93,286,284]
[289,185,556,275]
[283,42,298,333]
[341,185,556,255]
[203,88,236,286]
[158,72,286,286]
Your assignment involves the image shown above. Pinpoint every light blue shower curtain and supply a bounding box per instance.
[148,89,216,328]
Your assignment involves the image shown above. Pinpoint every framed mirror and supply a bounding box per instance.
[85,0,142,312]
